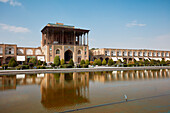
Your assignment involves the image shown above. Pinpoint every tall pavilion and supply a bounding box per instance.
[41,22,90,64]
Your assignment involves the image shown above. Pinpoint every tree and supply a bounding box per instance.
[29,58,37,66]
[102,59,106,65]
[160,58,166,66]
[69,59,74,66]
[38,60,42,65]
[54,56,60,66]
[51,63,56,68]
[80,60,85,65]
[8,57,17,67]
[85,60,90,65]
[116,59,122,65]
[144,59,149,66]
[97,59,102,66]
[93,59,98,66]
[108,59,114,66]
[61,59,65,65]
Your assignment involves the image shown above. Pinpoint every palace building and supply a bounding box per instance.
[91,48,170,63]
[41,23,89,64]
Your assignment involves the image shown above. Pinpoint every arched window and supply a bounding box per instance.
[35,49,42,55]
[56,49,60,54]
[26,49,33,55]
[5,47,14,55]
[17,49,24,55]
[78,50,81,54]
[78,57,81,63]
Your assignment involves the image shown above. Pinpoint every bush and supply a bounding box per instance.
[2,64,8,70]
[29,58,37,66]
[16,66,21,70]
[60,64,73,68]
[93,59,98,66]
[51,63,56,68]
[61,59,65,65]
[97,59,102,66]
[40,66,46,69]
[18,65,29,69]
[8,57,17,67]
[38,60,42,65]
[85,60,90,65]
[108,59,114,66]
[80,60,85,65]
[29,63,34,68]
[80,64,88,68]
[90,61,93,65]
[69,59,74,66]
[43,62,47,66]
[102,59,107,65]
[54,56,60,66]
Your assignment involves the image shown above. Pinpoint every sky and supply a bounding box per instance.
[0,0,170,50]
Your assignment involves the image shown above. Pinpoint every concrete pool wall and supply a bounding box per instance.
[0,66,170,75]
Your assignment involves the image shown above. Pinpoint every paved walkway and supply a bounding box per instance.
[0,66,170,75]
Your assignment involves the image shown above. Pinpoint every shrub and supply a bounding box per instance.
[54,56,60,66]
[90,61,93,65]
[69,59,74,66]
[29,58,37,66]
[2,64,8,70]
[102,59,106,65]
[8,57,17,67]
[60,64,73,68]
[17,65,29,69]
[61,59,65,65]
[40,66,46,69]
[85,60,90,65]
[38,60,42,65]
[29,63,34,68]
[16,66,21,70]
[80,64,88,68]
[116,59,122,65]
[80,60,85,65]
[43,62,47,66]
[93,59,98,66]
[97,59,102,66]
[51,63,56,68]
[108,59,114,66]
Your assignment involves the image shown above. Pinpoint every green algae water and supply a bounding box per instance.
[0,69,170,113]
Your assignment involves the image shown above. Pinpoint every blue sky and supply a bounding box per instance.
[0,0,170,50]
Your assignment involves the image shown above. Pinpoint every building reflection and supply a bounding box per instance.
[0,69,170,109]
[89,69,170,82]
[0,74,44,90]
[40,72,89,109]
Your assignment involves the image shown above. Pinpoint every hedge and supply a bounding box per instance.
[60,64,73,68]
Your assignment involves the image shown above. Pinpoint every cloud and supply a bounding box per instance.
[126,20,146,27]
[0,0,21,6]
[0,0,8,3]
[0,23,30,33]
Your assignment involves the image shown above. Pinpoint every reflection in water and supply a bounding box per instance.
[40,73,89,109]
[0,69,170,112]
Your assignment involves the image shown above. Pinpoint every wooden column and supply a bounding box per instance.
[87,32,89,45]
[80,35,82,45]
[84,33,85,45]
[62,30,64,45]
[74,31,76,45]
[46,29,49,45]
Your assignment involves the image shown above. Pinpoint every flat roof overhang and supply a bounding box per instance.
[41,26,90,34]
